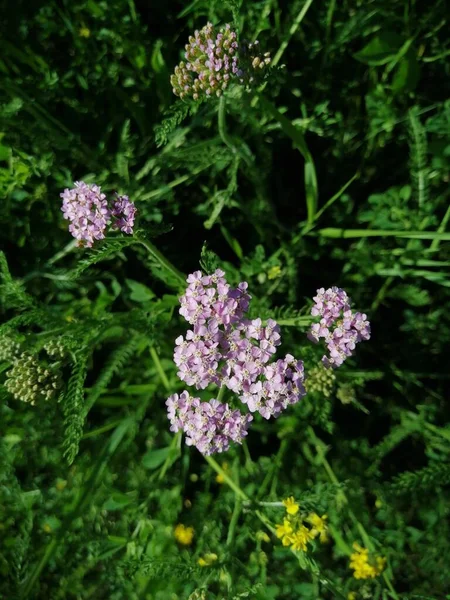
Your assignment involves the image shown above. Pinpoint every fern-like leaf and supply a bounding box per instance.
[386,462,450,495]
[408,106,429,209]
[154,100,199,147]
[0,251,34,310]
[62,351,90,464]
[70,238,138,279]
[85,336,140,412]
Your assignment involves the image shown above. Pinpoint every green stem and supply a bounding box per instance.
[205,455,248,500]
[138,239,185,286]
[300,172,359,235]
[150,346,171,391]
[216,384,226,403]
[315,228,450,240]
[226,496,242,547]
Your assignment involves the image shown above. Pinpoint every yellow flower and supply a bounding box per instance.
[198,553,218,567]
[348,593,357,600]
[282,496,299,515]
[307,513,329,543]
[174,523,194,546]
[267,265,282,280]
[349,543,386,580]
[215,462,229,484]
[275,518,294,546]
[290,525,314,552]
[79,27,91,38]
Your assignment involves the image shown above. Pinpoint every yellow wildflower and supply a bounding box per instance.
[275,518,294,546]
[282,496,300,515]
[307,512,329,543]
[198,553,218,567]
[267,265,282,280]
[348,593,357,600]
[174,523,194,546]
[215,462,230,484]
[349,543,386,579]
[79,27,91,38]
[290,525,314,552]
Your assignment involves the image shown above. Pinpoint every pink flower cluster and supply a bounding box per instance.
[167,270,307,455]
[240,354,305,419]
[166,391,252,455]
[60,181,136,247]
[308,287,371,368]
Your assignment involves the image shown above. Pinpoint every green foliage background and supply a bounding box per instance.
[1,0,449,598]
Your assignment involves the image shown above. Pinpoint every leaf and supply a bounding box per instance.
[125,279,155,302]
[103,492,136,511]
[392,51,420,95]
[142,447,175,469]
[354,32,403,66]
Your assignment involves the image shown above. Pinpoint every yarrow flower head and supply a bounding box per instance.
[170,22,270,101]
[349,543,386,579]
[111,194,136,234]
[308,287,371,368]
[166,391,252,455]
[60,182,137,247]
[167,269,306,454]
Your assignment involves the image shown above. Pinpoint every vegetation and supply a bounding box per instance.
[1,1,449,598]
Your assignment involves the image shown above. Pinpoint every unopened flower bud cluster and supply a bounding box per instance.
[0,335,22,363]
[5,352,62,405]
[60,181,136,247]
[44,339,68,360]
[171,22,270,101]
[305,364,336,397]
